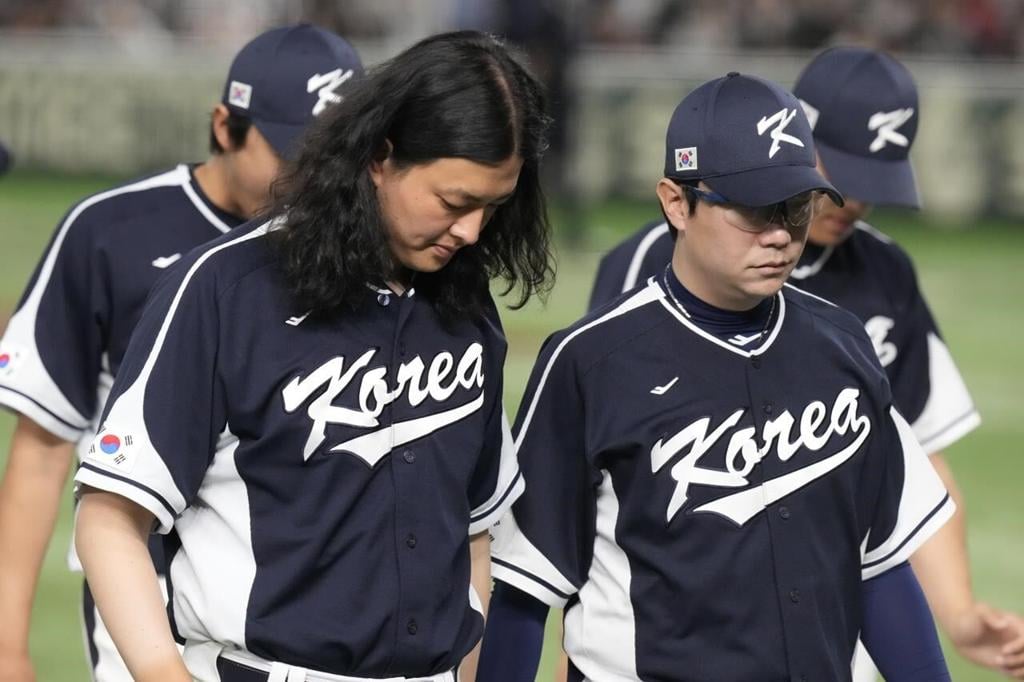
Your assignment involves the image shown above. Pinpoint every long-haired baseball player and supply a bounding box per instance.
[481,72,954,681]
[586,47,1024,680]
[72,31,553,682]
[0,24,362,682]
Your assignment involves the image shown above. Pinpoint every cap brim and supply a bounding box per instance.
[253,119,305,160]
[704,164,844,208]
[815,140,920,208]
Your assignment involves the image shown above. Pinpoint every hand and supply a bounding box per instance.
[948,602,1024,678]
[0,651,35,682]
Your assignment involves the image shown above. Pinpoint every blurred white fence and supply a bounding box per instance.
[2,32,1024,218]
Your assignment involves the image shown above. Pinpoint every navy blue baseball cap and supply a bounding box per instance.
[222,23,363,158]
[664,72,842,208]
[794,47,920,208]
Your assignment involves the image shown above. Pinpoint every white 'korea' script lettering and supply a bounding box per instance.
[651,388,871,525]
[282,343,485,465]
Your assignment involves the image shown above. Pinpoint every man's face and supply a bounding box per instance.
[370,154,522,274]
[660,181,810,311]
[807,157,872,246]
[222,123,283,218]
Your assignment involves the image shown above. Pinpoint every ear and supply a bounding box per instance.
[368,139,394,188]
[656,179,690,233]
[210,104,236,152]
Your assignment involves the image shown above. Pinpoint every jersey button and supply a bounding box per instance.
[778,506,790,520]
[378,293,390,306]
[789,589,800,604]
[406,533,417,548]
[763,402,773,415]
[407,619,418,635]
[403,449,416,463]
[751,357,761,369]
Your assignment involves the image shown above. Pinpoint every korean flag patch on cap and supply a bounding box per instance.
[228,80,253,109]
[675,147,698,172]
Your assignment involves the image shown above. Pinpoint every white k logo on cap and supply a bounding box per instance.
[868,108,914,152]
[757,108,805,159]
[307,68,355,116]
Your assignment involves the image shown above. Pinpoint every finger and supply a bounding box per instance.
[999,648,1024,677]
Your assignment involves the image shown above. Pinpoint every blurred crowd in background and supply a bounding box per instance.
[2,0,1024,223]
[3,0,1024,58]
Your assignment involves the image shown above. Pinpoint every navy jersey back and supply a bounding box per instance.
[73,219,523,676]
[587,220,978,454]
[0,164,242,568]
[588,220,672,312]
[493,279,952,681]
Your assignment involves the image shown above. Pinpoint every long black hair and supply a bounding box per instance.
[270,30,554,320]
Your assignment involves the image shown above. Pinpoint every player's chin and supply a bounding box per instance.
[745,271,788,297]
[811,217,855,245]
[403,247,456,273]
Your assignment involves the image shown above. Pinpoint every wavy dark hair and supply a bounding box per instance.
[269,30,554,321]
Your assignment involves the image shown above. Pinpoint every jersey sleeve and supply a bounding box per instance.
[885,254,979,453]
[0,205,110,441]
[860,406,955,580]
[491,332,597,608]
[73,251,227,533]
[467,326,525,534]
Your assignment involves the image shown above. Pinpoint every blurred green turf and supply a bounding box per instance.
[1,172,1022,681]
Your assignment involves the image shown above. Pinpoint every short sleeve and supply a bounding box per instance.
[491,332,597,608]
[883,260,979,453]
[0,206,109,440]
[860,406,955,580]
[73,253,227,533]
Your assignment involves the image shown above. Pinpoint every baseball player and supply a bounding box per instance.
[480,73,954,681]
[0,24,362,682]
[71,31,552,682]
[587,47,1024,679]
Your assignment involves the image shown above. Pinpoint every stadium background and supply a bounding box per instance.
[1,1,1022,680]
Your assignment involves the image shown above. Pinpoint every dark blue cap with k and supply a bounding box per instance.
[664,72,842,207]
[222,23,363,158]
[794,46,919,208]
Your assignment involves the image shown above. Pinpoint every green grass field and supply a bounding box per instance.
[1,172,1022,681]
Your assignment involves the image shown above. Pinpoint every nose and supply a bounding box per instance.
[450,207,487,246]
[758,220,795,248]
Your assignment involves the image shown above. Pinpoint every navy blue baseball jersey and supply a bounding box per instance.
[72,218,523,677]
[492,277,952,681]
[0,164,242,569]
[587,219,978,454]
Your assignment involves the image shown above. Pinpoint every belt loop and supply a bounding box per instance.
[267,662,289,682]
[286,667,307,682]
